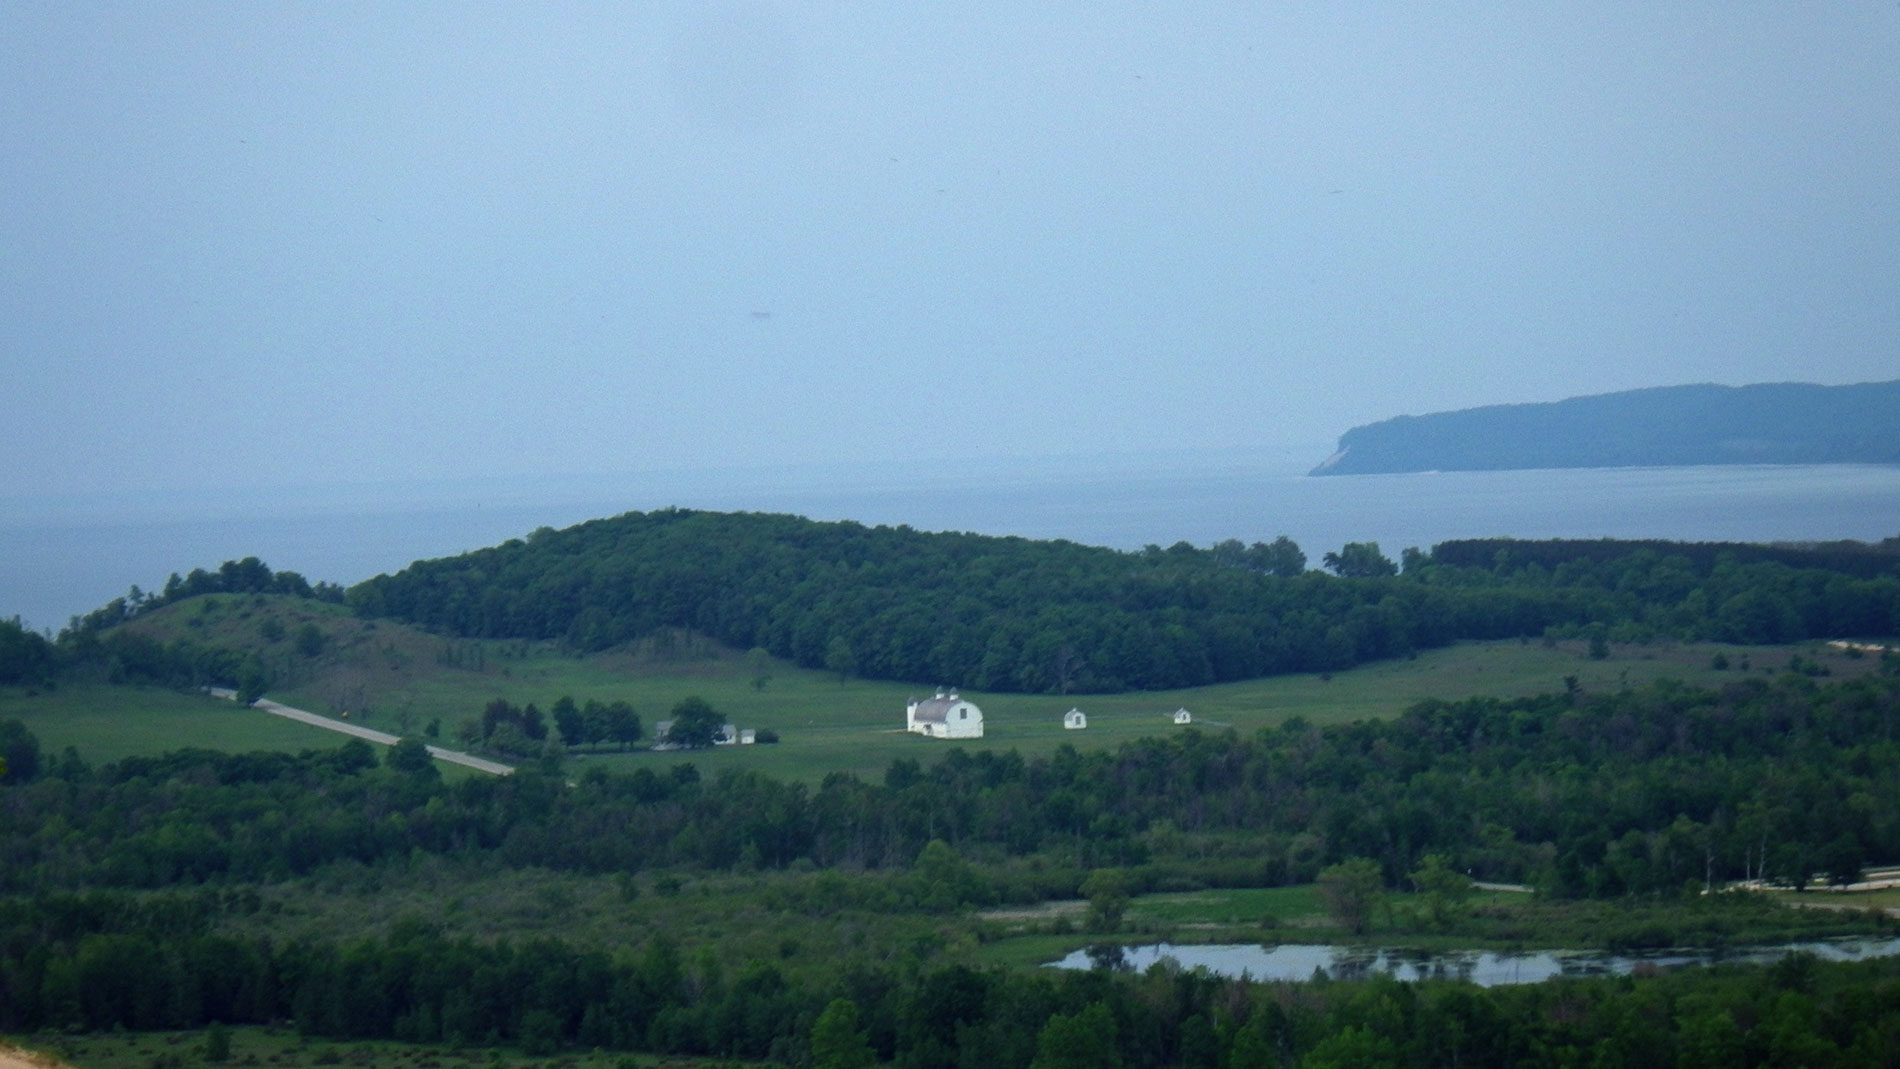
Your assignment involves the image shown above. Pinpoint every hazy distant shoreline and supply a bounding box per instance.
[1313,381,1900,476]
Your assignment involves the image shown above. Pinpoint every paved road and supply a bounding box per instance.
[211,689,513,776]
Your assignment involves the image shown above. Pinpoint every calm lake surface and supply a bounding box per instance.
[5,453,1899,633]
[1051,937,1900,987]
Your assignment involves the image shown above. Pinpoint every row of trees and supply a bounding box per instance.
[5,673,1897,898]
[549,695,642,751]
[343,511,1900,693]
[457,695,741,758]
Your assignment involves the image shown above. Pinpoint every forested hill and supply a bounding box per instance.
[345,510,1349,693]
[340,509,1900,695]
[1311,380,1900,475]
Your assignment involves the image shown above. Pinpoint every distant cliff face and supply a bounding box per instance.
[1310,381,1900,476]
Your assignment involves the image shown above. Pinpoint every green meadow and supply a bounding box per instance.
[0,682,351,765]
[1,590,1873,783]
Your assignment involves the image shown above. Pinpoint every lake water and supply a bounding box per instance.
[4,452,1899,633]
[1050,937,1900,987]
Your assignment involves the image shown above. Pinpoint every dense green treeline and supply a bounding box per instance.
[10,522,1896,698]
[1430,536,1900,580]
[346,509,1494,691]
[5,674,1898,899]
[1411,540,1900,646]
[342,511,1900,693]
[5,888,1900,1065]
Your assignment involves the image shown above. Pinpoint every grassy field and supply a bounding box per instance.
[0,683,350,765]
[4,593,1885,782]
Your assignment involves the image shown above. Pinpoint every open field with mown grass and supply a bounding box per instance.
[10,592,1886,782]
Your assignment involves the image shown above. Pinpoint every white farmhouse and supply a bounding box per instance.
[1172,708,1192,725]
[1063,708,1087,730]
[651,720,742,749]
[907,690,983,739]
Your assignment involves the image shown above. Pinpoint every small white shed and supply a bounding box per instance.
[1172,708,1192,725]
[1063,708,1087,730]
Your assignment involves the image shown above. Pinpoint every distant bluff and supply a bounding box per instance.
[1310,380,1900,476]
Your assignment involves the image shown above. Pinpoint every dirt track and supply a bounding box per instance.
[208,689,513,776]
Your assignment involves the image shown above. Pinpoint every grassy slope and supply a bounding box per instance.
[4,591,1885,781]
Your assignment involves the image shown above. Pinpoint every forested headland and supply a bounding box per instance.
[1311,380,1900,475]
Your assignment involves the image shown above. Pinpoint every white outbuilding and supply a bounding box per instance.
[907,690,983,739]
[1063,708,1087,730]
[1172,708,1192,725]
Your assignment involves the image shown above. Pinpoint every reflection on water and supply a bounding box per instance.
[1050,938,1900,987]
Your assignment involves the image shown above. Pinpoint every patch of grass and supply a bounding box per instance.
[975,932,1103,970]
[1126,884,1327,928]
[0,684,351,766]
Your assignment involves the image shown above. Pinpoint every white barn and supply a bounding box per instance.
[1063,708,1087,730]
[1172,708,1192,725]
[907,690,983,739]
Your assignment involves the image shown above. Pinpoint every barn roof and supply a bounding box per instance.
[910,696,975,723]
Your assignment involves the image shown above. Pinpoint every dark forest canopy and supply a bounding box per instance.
[338,510,1900,694]
[1311,380,1900,475]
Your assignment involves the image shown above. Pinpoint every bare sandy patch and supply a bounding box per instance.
[0,1044,73,1069]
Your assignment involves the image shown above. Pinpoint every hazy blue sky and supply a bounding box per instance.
[6,2,1898,499]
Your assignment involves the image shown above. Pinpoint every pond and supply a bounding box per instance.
[1048,938,1900,987]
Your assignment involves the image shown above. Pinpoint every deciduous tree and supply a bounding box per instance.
[1317,857,1384,935]
[1322,542,1397,578]
[665,696,724,749]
